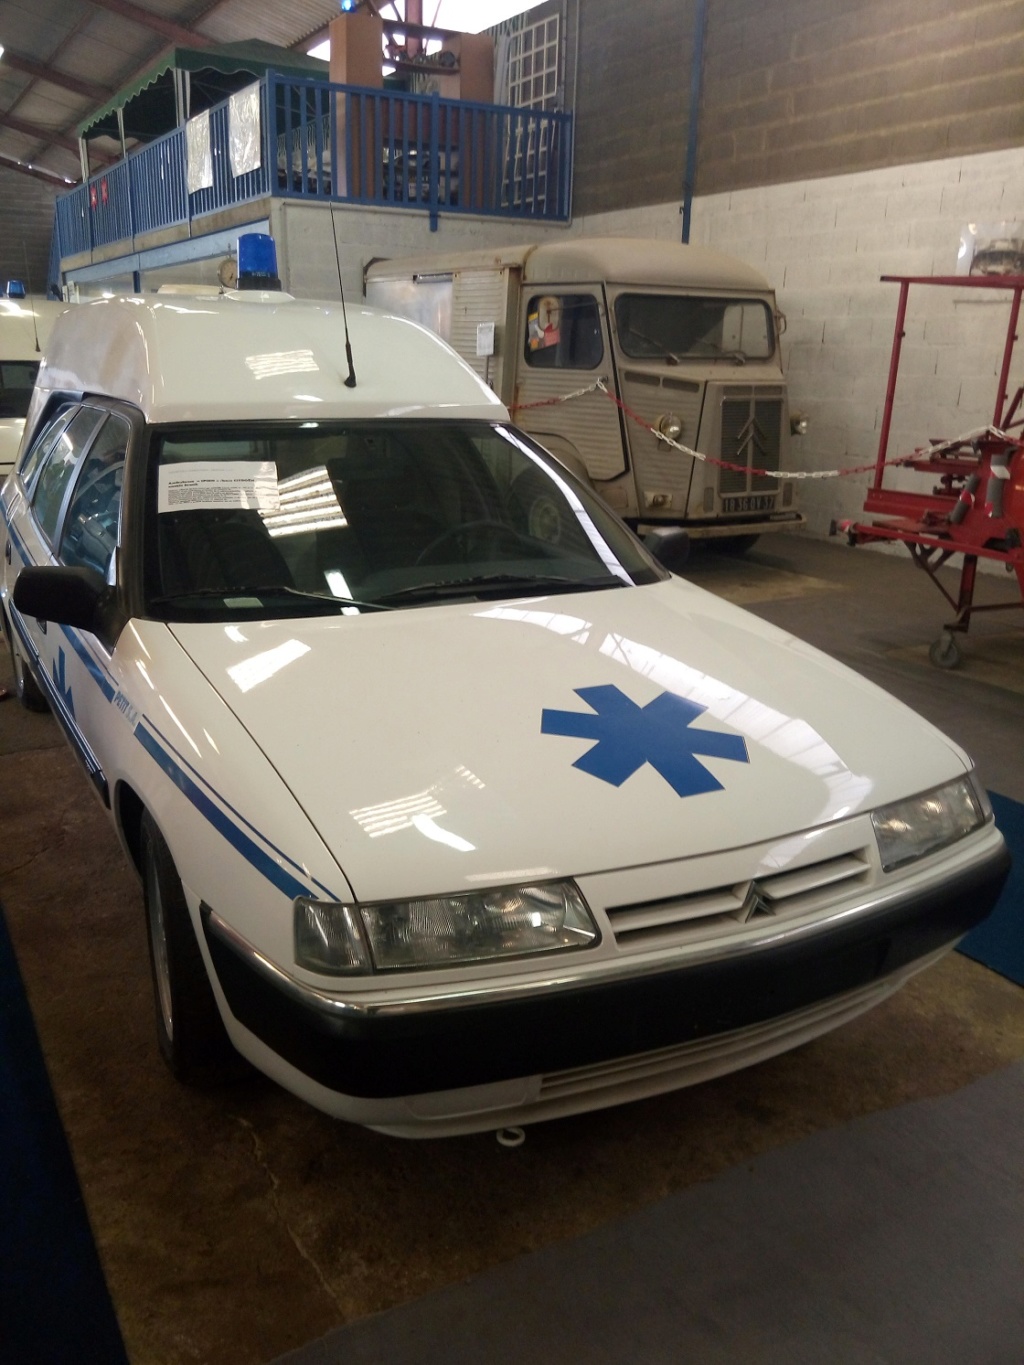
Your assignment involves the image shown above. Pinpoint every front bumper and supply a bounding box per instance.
[202,836,1009,1105]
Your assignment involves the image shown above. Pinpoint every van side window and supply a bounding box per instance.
[60,414,130,582]
[17,405,76,491]
[29,406,105,547]
[524,294,603,370]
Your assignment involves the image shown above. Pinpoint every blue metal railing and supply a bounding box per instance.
[128,125,189,236]
[54,72,572,268]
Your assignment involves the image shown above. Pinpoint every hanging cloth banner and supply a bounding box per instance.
[229,83,262,178]
[186,109,213,193]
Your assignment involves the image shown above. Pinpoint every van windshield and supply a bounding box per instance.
[145,420,664,619]
[614,294,774,362]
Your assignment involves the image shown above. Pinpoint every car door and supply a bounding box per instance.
[5,404,122,789]
[5,405,104,684]
[47,409,132,804]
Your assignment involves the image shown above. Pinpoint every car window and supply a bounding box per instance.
[17,405,76,490]
[30,406,105,546]
[59,413,130,581]
[146,420,663,619]
[0,360,40,420]
[524,293,604,369]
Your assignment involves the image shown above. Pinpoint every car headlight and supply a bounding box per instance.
[870,773,991,872]
[294,880,598,974]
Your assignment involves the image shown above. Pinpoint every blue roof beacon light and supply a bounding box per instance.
[4,280,27,298]
[236,233,282,292]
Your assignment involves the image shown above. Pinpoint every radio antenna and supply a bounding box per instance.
[22,242,41,353]
[331,211,357,388]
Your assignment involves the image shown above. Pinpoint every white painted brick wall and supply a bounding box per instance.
[579,147,1024,571]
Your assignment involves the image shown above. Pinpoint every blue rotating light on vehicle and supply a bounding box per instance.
[340,0,358,11]
[236,233,281,291]
[4,279,26,297]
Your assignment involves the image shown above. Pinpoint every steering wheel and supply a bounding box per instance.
[415,519,530,566]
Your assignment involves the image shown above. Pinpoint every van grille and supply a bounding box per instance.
[719,393,783,495]
[606,850,872,951]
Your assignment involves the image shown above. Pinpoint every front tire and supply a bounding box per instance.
[141,812,242,1086]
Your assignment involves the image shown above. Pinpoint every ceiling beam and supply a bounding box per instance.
[0,112,112,165]
[84,0,211,49]
[0,48,112,103]
[0,151,76,186]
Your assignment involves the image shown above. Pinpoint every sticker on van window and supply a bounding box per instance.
[158,461,281,513]
[527,295,562,351]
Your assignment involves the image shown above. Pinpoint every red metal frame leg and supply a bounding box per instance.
[949,554,978,635]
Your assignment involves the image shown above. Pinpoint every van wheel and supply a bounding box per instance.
[4,612,48,711]
[510,469,566,545]
[140,812,243,1086]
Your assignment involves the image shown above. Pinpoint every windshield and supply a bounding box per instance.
[614,294,774,362]
[145,420,665,620]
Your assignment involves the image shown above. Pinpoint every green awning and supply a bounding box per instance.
[78,40,329,142]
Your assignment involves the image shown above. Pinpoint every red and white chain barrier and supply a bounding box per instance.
[510,379,1019,481]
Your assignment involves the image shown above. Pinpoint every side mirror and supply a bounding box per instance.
[13,565,108,631]
[643,527,690,573]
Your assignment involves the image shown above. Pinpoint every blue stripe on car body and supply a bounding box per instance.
[135,715,338,902]
[133,722,333,903]
[4,500,338,899]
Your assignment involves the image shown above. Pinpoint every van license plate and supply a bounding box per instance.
[722,495,774,513]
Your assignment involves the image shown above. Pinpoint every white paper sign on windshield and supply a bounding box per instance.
[158,462,281,513]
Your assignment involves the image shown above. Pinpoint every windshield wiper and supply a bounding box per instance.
[621,323,683,364]
[697,342,747,364]
[377,573,630,605]
[149,585,393,613]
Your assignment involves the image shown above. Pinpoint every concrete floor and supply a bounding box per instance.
[2,532,1023,1365]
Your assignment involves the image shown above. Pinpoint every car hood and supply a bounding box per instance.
[167,579,967,901]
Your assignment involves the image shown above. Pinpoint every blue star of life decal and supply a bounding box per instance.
[541,684,749,797]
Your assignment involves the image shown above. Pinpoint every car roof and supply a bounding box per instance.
[0,296,69,362]
[28,291,507,428]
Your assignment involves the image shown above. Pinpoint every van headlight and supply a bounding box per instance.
[294,880,598,973]
[870,774,991,872]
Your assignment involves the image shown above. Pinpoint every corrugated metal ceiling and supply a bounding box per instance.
[0,0,341,184]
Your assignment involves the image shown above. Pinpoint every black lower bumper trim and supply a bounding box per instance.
[203,843,1010,1100]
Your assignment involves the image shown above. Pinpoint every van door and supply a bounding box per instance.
[512,285,625,486]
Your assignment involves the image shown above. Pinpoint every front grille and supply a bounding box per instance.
[536,972,902,1103]
[606,849,872,951]
[621,370,700,394]
[719,393,783,495]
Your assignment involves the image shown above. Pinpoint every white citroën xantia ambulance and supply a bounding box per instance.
[0,236,1008,1137]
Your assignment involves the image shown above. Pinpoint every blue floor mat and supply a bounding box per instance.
[958,791,1024,987]
[0,901,127,1365]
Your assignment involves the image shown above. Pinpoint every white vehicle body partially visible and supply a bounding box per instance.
[0,287,1008,1138]
[0,297,67,481]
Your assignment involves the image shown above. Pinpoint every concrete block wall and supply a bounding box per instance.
[577,145,1024,546]
[700,0,1024,194]
[572,0,1024,218]
[0,166,57,294]
[272,201,570,303]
